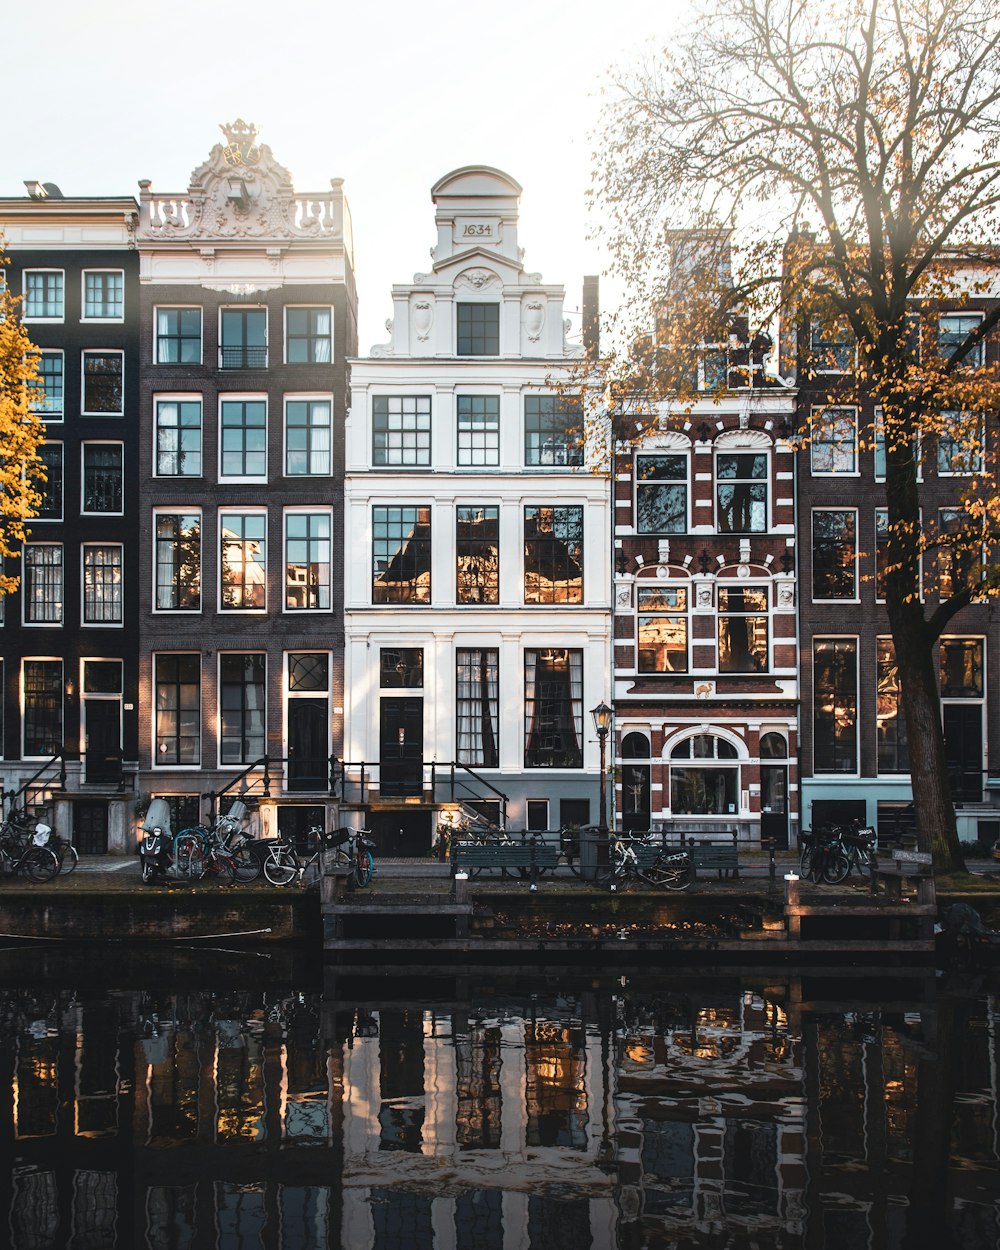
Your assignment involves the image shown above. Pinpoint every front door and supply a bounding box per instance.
[73,801,108,854]
[943,704,983,802]
[760,765,789,849]
[380,699,423,797]
[288,701,328,791]
[84,701,121,785]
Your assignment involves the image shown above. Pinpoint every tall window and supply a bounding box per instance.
[670,734,740,815]
[457,395,500,466]
[457,303,499,355]
[812,509,858,599]
[875,509,889,601]
[219,654,266,764]
[717,586,769,671]
[220,513,266,610]
[809,318,855,371]
[380,649,424,688]
[716,453,767,532]
[937,410,983,475]
[636,454,687,532]
[220,399,266,478]
[810,408,857,473]
[873,407,921,482]
[155,655,200,765]
[814,639,858,773]
[36,443,63,520]
[82,271,123,319]
[285,307,332,363]
[285,512,331,610]
[156,308,202,363]
[938,507,981,598]
[220,308,267,369]
[82,544,123,624]
[456,506,499,604]
[939,637,984,697]
[372,506,431,604]
[155,513,200,611]
[82,351,124,415]
[31,352,64,418]
[23,660,62,756]
[456,649,499,767]
[23,271,63,320]
[372,396,431,467]
[23,545,62,623]
[938,313,983,367]
[285,399,332,475]
[524,396,583,467]
[876,638,909,773]
[82,443,123,514]
[524,506,583,604]
[637,586,688,672]
[155,400,202,476]
[524,649,583,768]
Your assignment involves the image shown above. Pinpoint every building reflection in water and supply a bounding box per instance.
[0,972,997,1248]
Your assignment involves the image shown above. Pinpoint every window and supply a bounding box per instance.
[875,509,888,601]
[156,307,202,364]
[936,410,983,475]
[82,351,124,415]
[220,399,267,478]
[457,303,499,355]
[810,407,857,473]
[636,454,687,533]
[82,544,123,624]
[874,407,921,480]
[23,544,62,623]
[527,799,549,831]
[457,649,499,767]
[524,505,583,604]
[372,506,431,604]
[285,307,332,363]
[637,586,688,672]
[876,638,909,773]
[36,443,63,520]
[155,513,200,611]
[669,734,740,815]
[23,660,62,756]
[812,509,857,599]
[809,318,855,371]
[938,313,983,367]
[155,399,202,476]
[814,639,858,773]
[937,507,982,599]
[524,649,583,768]
[155,654,200,765]
[372,396,431,467]
[285,399,331,475]
[23,271,63,320]
[31,352,64,418]
[220,513,266,610]
[718,586,769,671]
[220,308,267,369]
[219,654,266,765]
[82,271,123,320]
[454,395,500,466]
[285,511,331,610]
[524,396,583,467]
[380,649,424,688]
[456,505,499,604]
[700,339,759,390]
[285,652,331,790]
[82,443,123,514]
[716,453,768,532]
[939,637,984,698]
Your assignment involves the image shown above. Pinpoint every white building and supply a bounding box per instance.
[343,167,611,853]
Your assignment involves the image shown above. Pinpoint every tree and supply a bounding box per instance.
[0,263,45,597]
[590,0,1000,872]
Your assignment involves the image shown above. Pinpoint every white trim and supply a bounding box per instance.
[218,303,269,370]
[812,635,861,777]
[216,650,268,770]
[151,507,202,615]
[153,304,204,366]
[21,268,65,323]
[283,393,334,478]
[810,506,860,604]
[80,440,125,517]
[153,393,203,479]
[21,541,63,627]
[20,656,63,760]
[80,268,125,322]
[218,393,268,483]
[282,505,334,615]
[80,348,125,417]
[218,507,268,614]
[283,303,334,365]
[152,652,202,769]
[80,541,124,627]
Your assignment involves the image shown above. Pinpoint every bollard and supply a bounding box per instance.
[784,872,800,907]
[869,846,879,896]
[454,871,469,906]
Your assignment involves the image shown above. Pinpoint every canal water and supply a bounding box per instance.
[0,952,997,1249]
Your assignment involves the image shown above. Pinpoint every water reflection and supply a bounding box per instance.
[0,963,997,1248]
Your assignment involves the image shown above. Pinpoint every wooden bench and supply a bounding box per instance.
[451,840,561,878]
[875,849,935,906]
[688,841,740,880]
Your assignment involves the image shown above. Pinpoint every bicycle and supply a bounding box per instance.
[593,836,692,891]
[264,826,376,888]
[0,820,59,881]
[828,819,876,882]
[799,829,850,884]
[2,809,77,875]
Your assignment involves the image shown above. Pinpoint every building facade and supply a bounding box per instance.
[343,167,611,852]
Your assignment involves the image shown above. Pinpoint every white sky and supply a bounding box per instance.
[1,0,693,349]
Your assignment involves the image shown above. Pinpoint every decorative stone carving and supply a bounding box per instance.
[616,585,633,608]
[456,268,499,290]
[695,682,716,699]
[696,583,714,609]
[413,300,434,341]
[657,539,670,564]
[523,301,545,341]
[777,581,795,607]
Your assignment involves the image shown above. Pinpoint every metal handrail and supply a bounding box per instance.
[4,752,69,817]
[335,758,510,825]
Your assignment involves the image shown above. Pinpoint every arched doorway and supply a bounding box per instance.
[759,731,789,849]
[620,731,651,833]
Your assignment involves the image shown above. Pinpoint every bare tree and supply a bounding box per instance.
[592,0,1000,872]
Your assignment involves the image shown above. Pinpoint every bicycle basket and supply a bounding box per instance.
[320,827,351,850]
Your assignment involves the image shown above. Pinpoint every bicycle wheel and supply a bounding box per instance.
[21,847,59,882]
[209,853,236,885]
[231,845,262,883]
[175,835,206,880]
[822,851,851,884]
[57,843,79,875]
[263,848,298,886]
[353,850,374,889]
[641,857,692,891]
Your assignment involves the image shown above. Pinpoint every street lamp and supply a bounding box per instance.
[591,700,613,837]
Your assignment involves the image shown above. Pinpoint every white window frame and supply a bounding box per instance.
[284,305,333,364]
[152,508,202,615]
[32,350,65,421]
[283,650,333,788]
[635,452,690,534]
[873,406,922,483]
[81,542,124,627]
[217,652,267,768]
[372,394,433,468]
[81,269,125,322]
[35,440,64,522]
[154,305,204,365]
[152,652,202,769]
[810,406,858,475]
[21,657,63,760]
[283,394,333,477]
[938,312,984,368]
[809,318,857,373]
[22,269,64,322]
[811,507,859,603]
[218,508,268,614]
[22,543,63,626]
[81,349,125,417]
[80,441,125,517]
[218,394,268,483]
[636,584,689,674]
[283,506,334,614]
[219,305,268,370]
[456,393,501,467]
[154,394,203,479]
[936,409,984,477]
[812,635,860,777]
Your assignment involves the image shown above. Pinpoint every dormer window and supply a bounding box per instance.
[457,303,499,355]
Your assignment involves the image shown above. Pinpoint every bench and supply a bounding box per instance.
[687,840,740,880]
[451,840,561,879]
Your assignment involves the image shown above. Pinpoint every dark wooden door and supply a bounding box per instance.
[84,701,121,784]
[379,699,423,797]
[760,765,789,849]
[288,701,328,791]
[943,704,983,802]
[74,801,108,854]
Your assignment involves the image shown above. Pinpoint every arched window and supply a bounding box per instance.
[669,733,740,815]
[621,732,651,759]
[760,731,787,759]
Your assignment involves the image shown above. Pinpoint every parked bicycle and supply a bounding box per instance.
[828,819,876,882]
[0,816,59,881]
[263,826,376,889]
[798,829,850,884]
[2,808,77,875]
[593,835,692,891]
[140,798,242,885]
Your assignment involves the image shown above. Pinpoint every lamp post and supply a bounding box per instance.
[591,701,613,870]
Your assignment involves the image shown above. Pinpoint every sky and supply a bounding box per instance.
[1,0,693,349]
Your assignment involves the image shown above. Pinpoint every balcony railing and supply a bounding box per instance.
[219,345,268,369]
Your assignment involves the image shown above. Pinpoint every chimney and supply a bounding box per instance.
[583,275,600,357]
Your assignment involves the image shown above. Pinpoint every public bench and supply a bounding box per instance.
[687,840,741,880]
[451,840,561,878]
